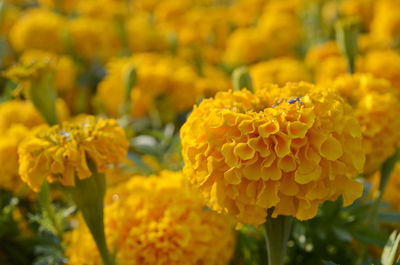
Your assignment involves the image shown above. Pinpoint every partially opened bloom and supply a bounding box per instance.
[331,74,400,174]
[66,171,235,265]
[18,116,129,191]
[181,83,365,225]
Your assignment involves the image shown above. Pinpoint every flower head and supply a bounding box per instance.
[0,124,31,195]
[250,57,311,89]
[66,171,235,265]
[97,53,202,118]
[9,8,66,53]
[181,83,365,225]
[331,73,400,173]
[18,116,129,191]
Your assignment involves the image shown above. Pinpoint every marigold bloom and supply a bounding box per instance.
[250,57,311,89]
[66,171,235,265]
[18,50,77,93]
[331,74,400,174]
[181,83,365,225]
[67,17,120,62]
[18,116,129,191]
[0,125,30,194]
[223,1,301,66]
[361,50,400,90]
[0,100,69,132]
[370,0,400,44]
[97,53,202,118]
[9,8,66,53]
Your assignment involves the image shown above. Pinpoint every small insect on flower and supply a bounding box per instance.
[288,98,303,104]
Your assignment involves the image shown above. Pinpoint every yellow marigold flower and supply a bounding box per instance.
[19,50,77,93]
[97,53,201,118]
[18,116,129,192]
[361,50,400,90]
[66,171,235,265]
[223,1,301,66]
[9,8,66,53]
[67,17,120,62]
[0,124,31,194]
[181,83,365,225]
[250,57,311,89]
[331,74,400,174]
[126,13,168,53]
[371,0,400,44]
[0,100,69,132]
[371,163,400,211]
[340,0,375,28]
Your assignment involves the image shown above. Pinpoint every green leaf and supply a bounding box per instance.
[382,231,400,265]
[380,150,399,194]
[379,212,400,223]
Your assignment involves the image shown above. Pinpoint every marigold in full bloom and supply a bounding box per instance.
[181,83,365,225]
[18,116,129,191]
[330,73,400,174]
[9,8,66,53]
[0,125,30,194]
[97,53,202,118]
[250,57,311,89]
[66,171,235,265]
[361,50,400,90]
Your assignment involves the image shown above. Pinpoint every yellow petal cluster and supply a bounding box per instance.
[18,116,129,191]
[67,17,120,62]
[0,100,69,194]
[97,53,217,118]
[9,8,66,53]
[181,83,365,225]
[0,125,30,194]
[331,74,400,174]
[370,0,400,44]
[223,0,302,66]
[250,57,311,89]
[66,171,235,265]
[361,50,400,90]
[19,50,77,93]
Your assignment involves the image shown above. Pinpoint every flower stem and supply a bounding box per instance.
[38,181,63,239]
[264,215,293,265]
[66,160,115,265]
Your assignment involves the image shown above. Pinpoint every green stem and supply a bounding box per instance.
[39,181,63,239]
[264,215,293,265]
[67,161,115,265]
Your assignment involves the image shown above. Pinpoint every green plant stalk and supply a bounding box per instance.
[335,19,359,74]
[66,161,115,265]
[38,181,63,239]
[264,215,293,265]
